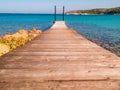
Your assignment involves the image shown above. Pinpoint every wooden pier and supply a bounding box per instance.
[0,21,120,90]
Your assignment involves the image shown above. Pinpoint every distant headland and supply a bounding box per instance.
[65,7,120,15]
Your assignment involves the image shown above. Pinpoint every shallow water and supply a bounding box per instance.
[65,15,120,56]
[0,14,120,56]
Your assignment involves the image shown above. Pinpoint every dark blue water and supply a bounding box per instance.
[0,14,120,56]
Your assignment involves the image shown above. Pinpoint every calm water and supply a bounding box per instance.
[0,14,120,56]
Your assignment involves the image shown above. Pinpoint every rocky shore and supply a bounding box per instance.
[65,7,120,15]
[0,28,42,56]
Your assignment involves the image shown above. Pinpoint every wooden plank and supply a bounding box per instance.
[0,21,120,90]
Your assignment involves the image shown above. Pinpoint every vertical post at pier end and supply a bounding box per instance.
[63,6,65,21]
[54,6,56,23]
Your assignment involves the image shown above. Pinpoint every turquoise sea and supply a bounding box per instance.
[0,14,120,56]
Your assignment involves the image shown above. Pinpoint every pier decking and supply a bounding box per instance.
[0,21,120,90]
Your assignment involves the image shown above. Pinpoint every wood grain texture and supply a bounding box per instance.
[0,21,120,90]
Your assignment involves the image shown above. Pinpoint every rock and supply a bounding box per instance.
[28,28,42,38]
[31,27,36,32]
[0,28,42,56]
[0,43,10,56]
[18,30,28,34]
[2,28,42,40]
[3,30,29,39]
[3,34,13,40]
[15,30,28,38]
[30,28,42,34]
[36,30,42,34]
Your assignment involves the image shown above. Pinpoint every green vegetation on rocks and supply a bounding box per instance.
[0,37,32,49]
[0,28,42,56]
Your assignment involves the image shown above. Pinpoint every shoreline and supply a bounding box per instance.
[65,13,120,15]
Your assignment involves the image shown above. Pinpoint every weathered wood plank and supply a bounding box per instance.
[0,21,120,90]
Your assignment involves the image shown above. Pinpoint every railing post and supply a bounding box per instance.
[62,6,65,21]
[54,6,56,23]
[54,6,65,22]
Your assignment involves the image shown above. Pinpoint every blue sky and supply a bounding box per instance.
[0,0,120,13]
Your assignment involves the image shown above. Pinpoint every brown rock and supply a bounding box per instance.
[3,30,29,39]
[36,30,42,34]
[0,43,10,56]
[18,30,28,34]
[31,27,36,32]
[28,28,42,38]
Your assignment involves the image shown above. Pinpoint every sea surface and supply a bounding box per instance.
[0,14,120,56]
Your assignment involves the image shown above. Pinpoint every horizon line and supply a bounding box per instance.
[0,13,63,14]
[0,6,119,14]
